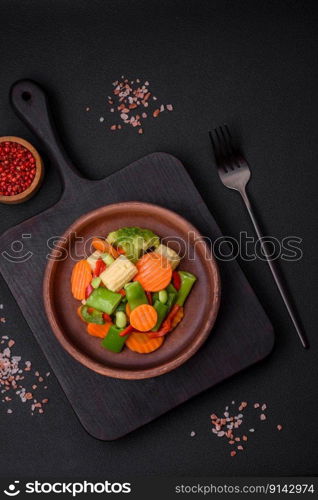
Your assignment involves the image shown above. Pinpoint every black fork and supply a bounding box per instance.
[209,125,308,348]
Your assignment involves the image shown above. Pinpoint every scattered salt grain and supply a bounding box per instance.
[102,76,173,133]
[99,117,104,122]
[1,335,49,416]
[260,414,266,421]
[190,431,196,437]
[277,424,283,431]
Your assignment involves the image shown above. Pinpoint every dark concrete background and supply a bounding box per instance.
[0,0,317,477]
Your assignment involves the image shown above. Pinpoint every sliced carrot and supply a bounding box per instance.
[86,322,112,338]
[71,260,92,300]
[133,253,172,292]
[129,304,158,331]
[125,303,131,318]
[92,238,119,258]
[126,332,164,353]
[171,306,184,329]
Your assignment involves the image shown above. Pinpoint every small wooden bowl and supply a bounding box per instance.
[0,136,43,204]
[43,202,221,380]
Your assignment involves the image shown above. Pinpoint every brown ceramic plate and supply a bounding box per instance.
[43,202,221,379]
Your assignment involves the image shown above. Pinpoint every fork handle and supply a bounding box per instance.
[240,190,308,349]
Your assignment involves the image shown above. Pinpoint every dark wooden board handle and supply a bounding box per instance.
[10,80,83,190]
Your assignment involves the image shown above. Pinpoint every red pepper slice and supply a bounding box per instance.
[85,283,94,299]
[118,288,126,297]
[103,313,112,322]
[172,271,181,291]
[148,304,180,338]
[94,259,106,277]
[119,324,134,337]
[117,247,126,255]
[146,291,152,305]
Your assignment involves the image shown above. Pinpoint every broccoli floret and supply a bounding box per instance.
[107,227,160,263]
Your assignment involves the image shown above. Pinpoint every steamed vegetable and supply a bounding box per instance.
[107,227,160,263]
[126,332,164,353]
[86,250,102,271]
[80,305,104,324]
[176,271,197,306]
[100,255,137,292]
[101,253,115,266]
[71,260,92,300]
[158,290,168,304]
[115,311,127,329]
[85,287,122,315]
[154,244,181,270]
[133,253,172,292]
[101,325,129,352]
[151,300,169,331]
[129,304,158,331]
[125,281,148,310]
[87,322,112,338]
[149,304,181,338]
[92,238,119,258]
[71,225,198,356]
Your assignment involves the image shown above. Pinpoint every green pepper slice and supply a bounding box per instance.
[125,281,148,310]
[80,306,104,324]
[151,300,169,331]
[166,291,177,311]
[101,325,129,353]
[176,271,197,307]
[86,287,122,315]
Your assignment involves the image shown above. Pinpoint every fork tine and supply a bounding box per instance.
[209,130,222,167]
[220,125,234,157]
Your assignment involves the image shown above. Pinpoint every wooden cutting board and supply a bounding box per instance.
[0,81,274,439]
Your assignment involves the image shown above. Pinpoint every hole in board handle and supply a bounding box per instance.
[21,91,32,102]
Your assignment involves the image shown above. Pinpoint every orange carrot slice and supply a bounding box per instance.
[126,332,164,353]
[133,253,172,292]
[125,303,131,318]
[86,322,112,338]
[71,260,92,300]
[92,238,119,258]
[129,304,158,331]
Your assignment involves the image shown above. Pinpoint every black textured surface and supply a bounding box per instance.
[0,0,317,476]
